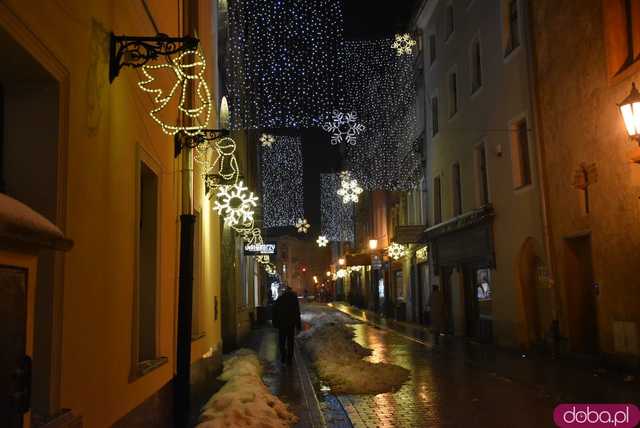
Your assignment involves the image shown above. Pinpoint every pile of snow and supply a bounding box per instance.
[299,306,409,395]
[197,349,299,428]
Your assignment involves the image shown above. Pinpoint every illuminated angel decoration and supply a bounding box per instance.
[322,111,366,145]
[387,242,406,260]
[295,218,311,233]
[391,33,417,56]
[213,181,259,227]
[138,49,212,136]
[337,178,364,204]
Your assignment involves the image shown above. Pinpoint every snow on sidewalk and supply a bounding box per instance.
[299,305,410,395]
[196,349,299,428]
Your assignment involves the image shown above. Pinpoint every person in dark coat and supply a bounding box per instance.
[272,286,302,364]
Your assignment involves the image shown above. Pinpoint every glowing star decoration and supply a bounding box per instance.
[295,218,311,234]
[213,181,259,227]
[337,178,364,204]
[138,49,212,136]
[316,235,329,247]
[322,111,366,145]
[260,133,276,148]
[391,33,417,56]
[387,242,406,260]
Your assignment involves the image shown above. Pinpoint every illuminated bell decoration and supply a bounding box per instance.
[337,178,364,204]
[387,242,406,260]
[391,33,417,56]
[619,82,640,144]
[316,235,329,247]
[322,111,366,145]
[138,49,212,136]
[213,181,259,227]
[260,133,276,148]
[295,218,311,233]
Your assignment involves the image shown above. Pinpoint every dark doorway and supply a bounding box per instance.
[564,235,598,354]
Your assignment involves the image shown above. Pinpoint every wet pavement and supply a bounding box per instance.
[318,303,640,428]
[243,327,325,428]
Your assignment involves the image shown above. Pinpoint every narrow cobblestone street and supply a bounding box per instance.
[331,318,556,427]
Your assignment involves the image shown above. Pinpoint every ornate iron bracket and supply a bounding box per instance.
[109,33,199,82]
[174,129,230,158]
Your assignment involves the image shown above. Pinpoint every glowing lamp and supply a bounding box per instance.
[619,83,640,144]
[369,239,378,250]
[326,271,331,277]
[338,258,345,266]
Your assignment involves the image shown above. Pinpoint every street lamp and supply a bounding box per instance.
[338,258,345,266]
[326,271,331,277]
[619,82,640,145]
[369,239,378,250]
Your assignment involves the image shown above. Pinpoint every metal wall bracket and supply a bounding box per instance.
[174,129,230,158]
[109,33,199,82]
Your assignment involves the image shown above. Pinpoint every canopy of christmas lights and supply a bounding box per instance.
[226,0,344,129]
[261,136,305,228]
[320,173,354,242]
[340,39,422,191]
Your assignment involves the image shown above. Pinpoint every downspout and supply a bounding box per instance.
[524,0,561,351]
[175,1,197,426]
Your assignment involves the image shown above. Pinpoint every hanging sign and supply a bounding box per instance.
[244,242,277,256]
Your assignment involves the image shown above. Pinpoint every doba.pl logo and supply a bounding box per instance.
[554,404,640,427]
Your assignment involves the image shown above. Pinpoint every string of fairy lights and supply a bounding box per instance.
[339,38,422,191]
[261,136,305,229]
[137,47,279,278]
[226,0,344,129]
[320,173,354,242]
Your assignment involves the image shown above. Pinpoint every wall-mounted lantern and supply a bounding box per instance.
[618,82,640,145]
[368,239,378,250]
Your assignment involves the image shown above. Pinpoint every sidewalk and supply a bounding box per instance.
[241,327,328,428]
[329,302,640,405]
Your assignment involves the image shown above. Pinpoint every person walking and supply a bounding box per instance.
[429,284,445,345]
[272,286,302,364]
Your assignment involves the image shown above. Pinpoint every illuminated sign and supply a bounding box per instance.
[244,242,277,256]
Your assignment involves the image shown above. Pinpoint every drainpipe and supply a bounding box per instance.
[524,0,560,353]
[175,1,197,426]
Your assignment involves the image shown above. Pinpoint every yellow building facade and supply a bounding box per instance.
[0,0,225,426]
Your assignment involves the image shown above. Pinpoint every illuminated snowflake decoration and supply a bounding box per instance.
[260,133,276,148]
[339,170,352,180]
[391,33,417,56]
[316,235,329,247]
[322,111,366,145]
[337,178,364,204]
[295,218,311,233]
[213,181,259,227]
[387,242,406,260]
[336,269,347,279]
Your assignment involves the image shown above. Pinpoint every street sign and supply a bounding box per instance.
[243,242,277,256]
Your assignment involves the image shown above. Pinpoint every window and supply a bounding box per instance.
[476,269,492,301]
[429,33,437,65]
[503,0,520,56]
[448,71,458,117]
[137,160,159,363]
[445,3,455,40]
[511,119,532,188]
[452,163,462,216]
[603,0,640,76]
[434,176,442,224]
[471,38,483,93]
[475,143,490,206]
[431,96,439,136]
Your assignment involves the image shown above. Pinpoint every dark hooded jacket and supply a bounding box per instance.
[273,289,302,330]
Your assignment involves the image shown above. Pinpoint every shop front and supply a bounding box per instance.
[425,207,495,342]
